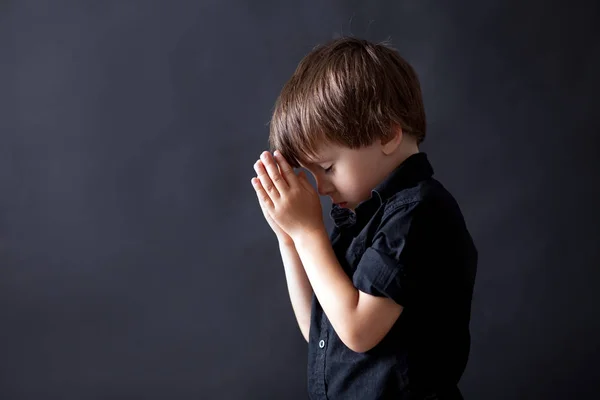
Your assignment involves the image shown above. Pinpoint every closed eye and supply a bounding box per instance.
[323,165,334,173]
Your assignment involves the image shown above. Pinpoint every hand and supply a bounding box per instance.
[251,157,294,246]
[251,150,325,241]
[261,200,294,246]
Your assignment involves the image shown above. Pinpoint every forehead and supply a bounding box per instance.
[301,143,339,165]
[300,154,330,169]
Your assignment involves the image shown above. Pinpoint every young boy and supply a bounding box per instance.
[251,37,477,399]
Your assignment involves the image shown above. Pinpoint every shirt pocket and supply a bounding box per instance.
[344,235,367,276]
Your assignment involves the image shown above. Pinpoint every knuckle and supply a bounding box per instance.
[280,196,291,208]
[272,174,283,183]
[259,193,270,203]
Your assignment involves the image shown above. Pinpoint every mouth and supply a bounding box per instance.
[335,202,348,208]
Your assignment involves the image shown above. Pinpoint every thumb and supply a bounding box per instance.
[297,171,313,190]
[297,170,309,182]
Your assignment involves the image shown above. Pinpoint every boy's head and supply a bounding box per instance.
[269,37,426,209]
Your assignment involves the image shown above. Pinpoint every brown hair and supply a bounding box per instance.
[268,36,426,168]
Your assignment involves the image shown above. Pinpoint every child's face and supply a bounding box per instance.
[299,141,392,211]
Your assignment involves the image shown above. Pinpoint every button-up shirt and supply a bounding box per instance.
[307,153,478,399]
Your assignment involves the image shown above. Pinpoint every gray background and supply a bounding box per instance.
[1,0,599,399]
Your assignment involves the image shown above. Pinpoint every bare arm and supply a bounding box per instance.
[295,229,403,353]
[251,158,313,342]
[278,241,313,342]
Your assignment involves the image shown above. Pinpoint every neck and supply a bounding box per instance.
[387,139,419,171]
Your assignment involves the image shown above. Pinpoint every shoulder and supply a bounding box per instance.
[378,178,437,224]
[381,178,462,222]
[370,178,471,254]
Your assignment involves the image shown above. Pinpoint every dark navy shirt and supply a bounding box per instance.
[307,153,478,400]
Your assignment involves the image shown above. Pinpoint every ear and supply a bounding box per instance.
[381,125,403,155]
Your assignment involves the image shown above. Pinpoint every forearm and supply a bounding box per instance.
[279,241,313,342]
[294,228,359,345]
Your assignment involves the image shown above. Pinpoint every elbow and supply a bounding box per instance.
[343,338,375,354]
[345,342,371,354]
[339,329,377,354]
[302,321,310,343]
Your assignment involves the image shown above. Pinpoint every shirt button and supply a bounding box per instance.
[319,339,325,348]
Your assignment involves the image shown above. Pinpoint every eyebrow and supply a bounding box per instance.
[304,157,331,165]
[301,160,331,169]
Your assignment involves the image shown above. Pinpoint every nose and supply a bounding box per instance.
[315,177,334,197]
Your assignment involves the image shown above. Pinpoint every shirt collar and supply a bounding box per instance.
[329,152,434,229]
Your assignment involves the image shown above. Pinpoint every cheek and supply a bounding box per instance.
[337,175,369,198]
[353,172,376,198]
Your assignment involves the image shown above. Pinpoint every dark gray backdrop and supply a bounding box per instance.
[1,0,599,399]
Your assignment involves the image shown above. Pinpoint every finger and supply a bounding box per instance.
[251,177,274,209]
[298,170,314,192]
[273,150,299,185]
[254,159,279,198]
[298,170,307,182]
[260,151,289,192]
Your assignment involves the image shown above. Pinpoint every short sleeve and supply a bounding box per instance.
[352,201,420,306]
